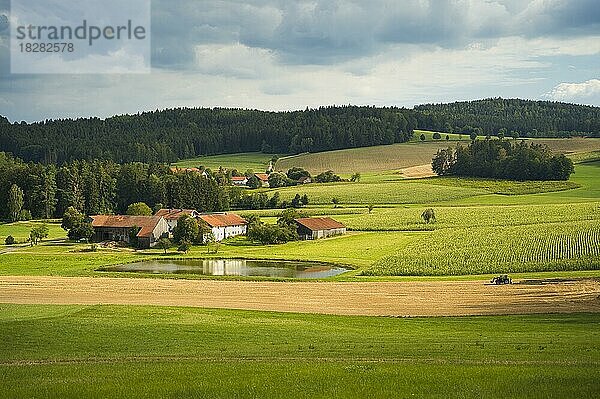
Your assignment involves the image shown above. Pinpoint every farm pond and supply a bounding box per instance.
[99,259,349,279]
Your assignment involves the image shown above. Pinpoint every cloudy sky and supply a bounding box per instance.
[0,0,599,122]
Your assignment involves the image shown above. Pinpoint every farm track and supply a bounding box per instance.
[1,276,599,317]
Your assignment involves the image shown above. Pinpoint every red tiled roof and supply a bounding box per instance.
[154,208,196,220]
[170,167,200,173]
[90,215,163,238]
[254,173,269,181]
[294,217,345,231]
[231,176,247,181]
[199,213,247,227]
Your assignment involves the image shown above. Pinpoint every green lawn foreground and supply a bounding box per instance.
[0,304,599,398]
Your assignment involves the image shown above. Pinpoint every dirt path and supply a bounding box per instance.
[1,276,599,316]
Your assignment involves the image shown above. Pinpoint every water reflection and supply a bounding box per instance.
[101,259,348,279]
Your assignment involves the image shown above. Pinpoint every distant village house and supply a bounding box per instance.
[231,176,248,186]
[254,173,270,187]
[294,217,346,240]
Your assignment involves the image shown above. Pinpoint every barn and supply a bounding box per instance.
[199,213,247,241]
[90,215,169,248]
[294,217,346,240]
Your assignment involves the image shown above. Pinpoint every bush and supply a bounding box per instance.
[315,170,342,183]
[5,235,15,245]
[178,240,191,253]
[432,132,442,140]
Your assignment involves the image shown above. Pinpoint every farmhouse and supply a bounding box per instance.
[231,176,248,186]
[90,215,169,248]
[298,176,312,184]
[199,212,247,241]
[154,208,199,233]
[254,173,270,187]
[294,217,346,240]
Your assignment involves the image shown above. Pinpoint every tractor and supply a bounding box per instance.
[490,274,512,285]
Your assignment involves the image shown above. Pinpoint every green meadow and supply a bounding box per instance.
[1,304,599,398]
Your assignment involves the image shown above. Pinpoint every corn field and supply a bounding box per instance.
[364,220,600,276]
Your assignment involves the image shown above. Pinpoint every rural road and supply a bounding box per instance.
[1,276,599,316]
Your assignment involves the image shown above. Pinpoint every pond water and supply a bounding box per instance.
[100,259,349,279]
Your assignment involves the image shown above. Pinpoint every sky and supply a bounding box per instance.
[0,0,599,122]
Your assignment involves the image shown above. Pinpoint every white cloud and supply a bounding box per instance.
[544,79,600,103]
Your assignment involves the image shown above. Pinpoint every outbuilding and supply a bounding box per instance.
[90,215,169,248]
[294,217,346,240]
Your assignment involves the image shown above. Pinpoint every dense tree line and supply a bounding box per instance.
[0,152,228,221]
[0,106,416,164]
[415,98,600,138]
[432,139,574,181]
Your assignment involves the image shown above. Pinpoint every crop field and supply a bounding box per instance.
[365,220,600,276]
[276,141,460,174]
[275,137,600,175]
[423,177,580,195]
[271,180,488,204]
[335,202,600,231]
[1,304,599,398]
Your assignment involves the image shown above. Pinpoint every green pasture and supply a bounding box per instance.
[0,221,65,244]
[1,304,599,398]
[173,152,275,172]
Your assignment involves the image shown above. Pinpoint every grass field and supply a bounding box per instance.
[173,152,275,172]
[1,304,598,398]
[0,221,65,244]
[334,202,600,231]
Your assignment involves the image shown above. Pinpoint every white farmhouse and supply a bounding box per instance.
[154,208,199,234]
[199,213,247,241]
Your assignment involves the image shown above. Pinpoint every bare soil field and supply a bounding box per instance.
[400,164,436,178]
[1,276,598,317]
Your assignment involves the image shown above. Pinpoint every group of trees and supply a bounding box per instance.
[432,139,574,181]
[246,209,303,245]
[0,152,229,221]
[415,98,600,138]
[0,106,416,164]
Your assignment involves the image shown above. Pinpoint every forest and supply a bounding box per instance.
[431,139,575,181]
[1,99,598,164]
[0,106,415,164]
[415,98,600,137]
[0,152,231,221]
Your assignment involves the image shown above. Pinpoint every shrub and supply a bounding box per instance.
[5,235,15,245]
[432,132,441,140]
